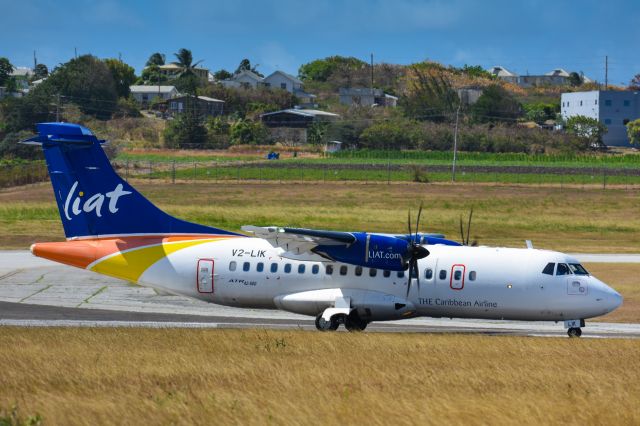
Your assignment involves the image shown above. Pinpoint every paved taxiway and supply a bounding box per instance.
[1,250,639,338]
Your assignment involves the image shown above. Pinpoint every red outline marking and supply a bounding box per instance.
[450,264,466,290]
[197,258,215,294]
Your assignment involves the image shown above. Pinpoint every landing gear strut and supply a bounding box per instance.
[567,327,582,338]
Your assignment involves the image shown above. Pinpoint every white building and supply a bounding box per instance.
[219,69,264,89]
[129,85,179,106]
[339,88,398,107]
[561,90,640,146]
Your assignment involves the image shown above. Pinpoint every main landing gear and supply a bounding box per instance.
[315,313,369,332]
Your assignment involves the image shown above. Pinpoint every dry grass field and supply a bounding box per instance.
[0,328,639,426]
[1,181,639,253]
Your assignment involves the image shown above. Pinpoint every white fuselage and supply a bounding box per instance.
[136,237,622,323]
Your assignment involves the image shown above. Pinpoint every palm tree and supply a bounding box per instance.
[172,48,203,95]
[146,52,165,67]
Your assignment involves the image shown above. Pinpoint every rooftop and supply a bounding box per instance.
[129,85,177,93]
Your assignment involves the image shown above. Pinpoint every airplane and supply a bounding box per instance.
[23,122,622,338]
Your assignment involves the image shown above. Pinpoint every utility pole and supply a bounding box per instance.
[605,55,608,90]
[56,94,60,122]
[370,53,374,91]
[74,47,77,59]
[33,50,37,70]
[451,103,461,182]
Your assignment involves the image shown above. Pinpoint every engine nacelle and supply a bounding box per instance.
[313,232,410,271]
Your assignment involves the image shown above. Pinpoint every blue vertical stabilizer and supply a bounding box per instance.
[23,122,241,239]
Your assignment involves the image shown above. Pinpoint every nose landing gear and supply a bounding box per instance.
[567,327,582,338]
[565,319,585,338]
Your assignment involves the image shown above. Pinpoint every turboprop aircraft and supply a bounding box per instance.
[24,122,622,337]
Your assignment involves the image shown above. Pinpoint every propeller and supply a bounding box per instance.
[459,207,478,246]
[405,202,430,297]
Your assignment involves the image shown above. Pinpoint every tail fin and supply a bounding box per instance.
[24,122,240,239]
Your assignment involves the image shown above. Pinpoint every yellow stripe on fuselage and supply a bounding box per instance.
[90,239,218,282]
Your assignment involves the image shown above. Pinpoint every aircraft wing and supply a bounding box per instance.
[241,226,356,258]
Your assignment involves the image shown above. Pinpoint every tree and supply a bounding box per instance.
[234,59,263,77]
[163,104,208,148]
[229,118,268,145]
[298,56,367,82]
[146,52,166,67]
[104,58,136,98]
[626,118,640,145]
[471,84,521,123]
[565,115,607,148]
[629,74,640,90]
[0,57,14,86]
[172,48,203,95]
[523,102,558,124]
[34,64,48,80]
[568,72,583,87]
[213,69,232,80]
[36,55,118,119]
[307,121,329,145]
[401,65,459,122]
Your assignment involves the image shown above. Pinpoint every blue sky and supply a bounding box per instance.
[2,0,638,85]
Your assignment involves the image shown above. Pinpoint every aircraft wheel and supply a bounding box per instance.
[315,314,339,331]
[567,327,582,338]
[345,316,369,332]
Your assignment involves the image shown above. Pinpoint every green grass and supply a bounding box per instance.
[115,152,262,163]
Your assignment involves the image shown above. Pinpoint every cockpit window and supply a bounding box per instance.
[569,263,589,275]
[542,263,555,275]
[556,263,570,276]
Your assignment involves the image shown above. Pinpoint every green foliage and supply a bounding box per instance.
[459,64,495,80]
[202,85,296,118]
[33,64,48,80]
[626,118,640,145]
[139,65,168,85]
[471,84,522,123]
[36,55,118,119]
[214,69,232,80]
[0,57,13,86]
[401,66,459,122]
[229,118,268,145]
[360,118,424,149]
[568,72,583,87]
[103,58,137,98]
[0,91,56,132]
[163,102,208,149]
[172,48,203,95]
[565,115,607,148]
[234,59,263,77]
[113,97,142,118]
[523,102,558,123]
[146,52,166,67]
[0,403,42,426]
[298,56,367,82]
[0,131,44,160]
[307,121,329,145]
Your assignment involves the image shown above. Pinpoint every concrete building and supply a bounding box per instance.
[489,66,519,84]
[129,85,179,107]
[561,90,640,146]
[219,69,264,89]
[491,66,593,88]
[457,87,483,106]
[339,88,398,107]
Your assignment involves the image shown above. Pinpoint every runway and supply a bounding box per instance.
[2,250,640,338]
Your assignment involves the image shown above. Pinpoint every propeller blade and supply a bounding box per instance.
[459,216,465,245]
[466,207,474,246]
[408,210,412,239]
[415,202,423,244]
[413,260,420,294]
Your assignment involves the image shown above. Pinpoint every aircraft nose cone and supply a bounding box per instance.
[607,289,623,312]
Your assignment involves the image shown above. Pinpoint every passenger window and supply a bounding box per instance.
[439,270,447,280]
[312,265,319,274]
[298,264,305,274]
[340,265,348,276]
[326,265,333,275]
[397,271,404,278]
[383,270,391,278]
[355,266,363,276]
[369,268,377,277]
[284,263,292,273]
[229,261,237,272]
[556,263,570,276]
[542,263,555,275]
[256,262,264,272]
[243,262,250,272]
[454,270,462,280]
[270,263,278,273]
[425,268,433,279]
[469,271,476,281]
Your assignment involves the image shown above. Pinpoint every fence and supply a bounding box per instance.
[3,159,640,190]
